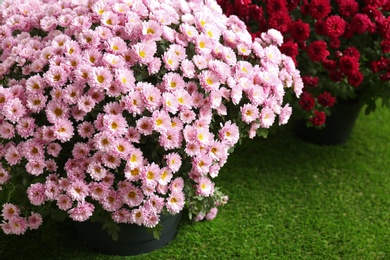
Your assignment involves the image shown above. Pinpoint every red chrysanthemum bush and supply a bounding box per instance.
[219,0,390,127]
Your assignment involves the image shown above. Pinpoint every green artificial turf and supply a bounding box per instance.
[1,105,389,259]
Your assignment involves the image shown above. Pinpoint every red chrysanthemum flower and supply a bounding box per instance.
[370,57,390,73]
[381,39,390,53]
[302,76,319,88]
[362,5,383,20]
[322,59,337,70]
[338,0,359,18]
[324,15,346,38]
[280,40,299,61]
[268,12,292,33]
[310,110,326,126]
[308,0,332,20]
[288,19,310,42]
[350,13,375,34]
[343,47,361,60]
[317,92,336,107]
[338,56,360,76]
[299,92,315,111]
[266,0,288,13]
[307,40,330,62]
[377,16,390,39]
[347,71,364,87]
[329,70,343,82]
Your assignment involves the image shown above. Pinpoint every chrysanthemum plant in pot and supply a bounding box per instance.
[0,0,302,246]
[219,0,390,135]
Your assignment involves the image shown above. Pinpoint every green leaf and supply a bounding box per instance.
[102,221,121,241]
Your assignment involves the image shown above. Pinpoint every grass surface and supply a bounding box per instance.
[1,105,389,259]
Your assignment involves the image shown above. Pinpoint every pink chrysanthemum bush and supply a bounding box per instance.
[0,0,302,238]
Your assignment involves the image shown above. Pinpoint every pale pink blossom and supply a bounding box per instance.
[122,185,143,207]
[67,180,89,201]
[27,183,47,206]
[68,201,95,222]
[3,98,26,123]
[27,212,43,230]
[166,191,185,214]
[8,216,28,235]
[1,203,20,221]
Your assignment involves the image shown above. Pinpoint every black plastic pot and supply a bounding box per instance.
[294,99,362,145]
[74,213,182,256]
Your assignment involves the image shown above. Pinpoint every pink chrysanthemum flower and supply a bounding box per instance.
[196,176,215,197]
[53,119,74,143]
[88,182,108,201]
[218,120,240,146]
[159,129,182,150]
[46,142,62,158]
[133,41,157,64]
[126,148,144,170]
[67,180,89,201]
[0,166,10,185]
[260,106,276,128]
[166,191,185,214]
[112,208,131,224]
[3,98,26,123]
[89,66,113,90]
[142,20,163,41]
[162,92,179,114]
[158,167,173,186]
[1,203,20,221]
[124,165,142,182]
[136,116,154,136]
[8,216,28,235]
[15,117,35,138]
[25,159,46,176]
[44,181,60,201]
[27,183,46,206]
[27,212,43,230]
[102,190,123,212]
[4,144,21,166]
[241,104,260,124]
[68,201,95,222]
[122,185,144,207]
[165,152,182,173]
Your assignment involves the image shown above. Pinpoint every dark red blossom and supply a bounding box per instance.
[322,59,337,70]
[350,13,376,34]
[308,0,332,20]
[299,92,316,111]
[338,56,360,76]
[380,72,390,81]
[377,16,390,39]
[310,110,326,126]
[338,0,359,18]
[280,40,299,62]
[268,12,292,33]
[329,70,343,82]
[302,76,319,88]
[361,5,383,19]
[329,37,340,48]
[347,71,364,87]
[381,39,390,53]
[317,92,336,107]
[266,0,288,13]
[370,57,390,72]
[307,40,330,62]
[343,47,361,60]
[234,0,251,23]
[288,19,310,42]
[324,15,346,38]
[315,20,326,36]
